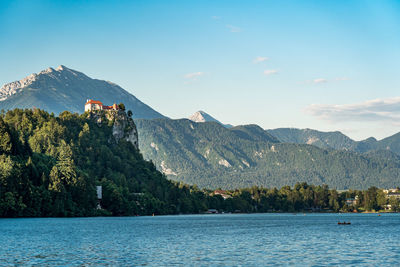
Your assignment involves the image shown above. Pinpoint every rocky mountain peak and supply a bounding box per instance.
[0,65,165,119]
[0,65,71,101]
[0,73,38,101]
[56,65,66,71]
[189,110,233,128]
[189,110,211,123]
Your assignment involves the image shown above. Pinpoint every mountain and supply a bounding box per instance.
[135,118,400,190]
[0,65,165,119]
[267,128,357,150]
[267,128,400,155]
[374,133,400,155]
[189,110,233,128]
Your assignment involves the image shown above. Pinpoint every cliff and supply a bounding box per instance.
[89,109,139,150]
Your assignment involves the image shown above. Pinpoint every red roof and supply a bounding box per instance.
[86,99,103,105]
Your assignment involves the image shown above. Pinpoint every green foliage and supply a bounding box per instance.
[0,109,205,217]
[135,118,400,190]
[118,103,126,111]
[0,109,397,217]
[0,117,12,154]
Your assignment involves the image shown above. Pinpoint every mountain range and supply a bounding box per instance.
[0,65,165,119]
[187,111,400,156]
[2,65,400,190]
[135,118,400,189]
[266,128,400,155]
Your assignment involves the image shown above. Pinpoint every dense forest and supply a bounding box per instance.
[0,108,209,217]
[0,109,398,217]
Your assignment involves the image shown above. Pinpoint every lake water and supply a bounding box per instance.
[1,213,399,266]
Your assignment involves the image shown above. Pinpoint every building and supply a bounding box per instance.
[383,188,399,194]
[96,186,102,200]
[387,192,400,200]
[85,99,119,112]
[383,189,400,199]
[213,190,232,200]
[345,196,358,206]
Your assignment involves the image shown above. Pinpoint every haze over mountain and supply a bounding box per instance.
[267,128,357,150]
[267,128,400,155]
[0,65,165,119]
[135,118,400,190]
[189,111,233,128]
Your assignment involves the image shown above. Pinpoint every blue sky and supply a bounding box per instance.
[1,0,399,140]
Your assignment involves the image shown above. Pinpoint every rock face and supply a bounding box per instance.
[110,110,138,149]
[90,109,139,149]
[0,65,165,119]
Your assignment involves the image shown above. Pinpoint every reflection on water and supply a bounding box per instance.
[0,214,399,266]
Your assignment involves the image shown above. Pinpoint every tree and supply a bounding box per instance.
[118,103,126,111]
[389,197,400,212]
[376,190,387,210]
[364,187,378,211]
[48,141,77,192]
[0,117,12,154]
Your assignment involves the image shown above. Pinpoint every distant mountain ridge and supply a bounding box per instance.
[267,128,357,150]
[135,118,400,190]
[267,128,400,155]
[0,65,165,119]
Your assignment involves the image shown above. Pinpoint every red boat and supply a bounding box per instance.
[338,222,351,225]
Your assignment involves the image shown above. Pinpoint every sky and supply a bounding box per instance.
[0,0,399,140]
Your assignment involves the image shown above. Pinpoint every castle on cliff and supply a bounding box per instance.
[85,99,119,112]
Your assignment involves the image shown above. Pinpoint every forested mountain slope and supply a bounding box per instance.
[136,118,400,190]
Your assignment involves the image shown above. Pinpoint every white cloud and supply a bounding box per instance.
[253,57,269,64]
[226,24,241,33]
[313,78,327,84]
[184,72,204,79]
[305,97,400,123]
[263,69,278,75]
[301,77,350,84]
[335,77,350,81]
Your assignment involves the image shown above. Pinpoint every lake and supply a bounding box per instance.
[1,213,399,266]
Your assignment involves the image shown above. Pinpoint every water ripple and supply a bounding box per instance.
[0,214,399,266]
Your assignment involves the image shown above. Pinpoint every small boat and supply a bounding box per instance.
[337,221,351,225]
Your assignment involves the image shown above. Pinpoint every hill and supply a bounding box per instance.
[0,108,212,217]
[135,118,400,190]
[0,65,165,119]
